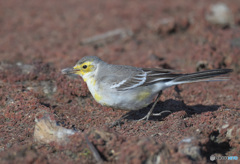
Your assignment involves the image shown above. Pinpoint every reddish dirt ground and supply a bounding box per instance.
[0,0,240,163]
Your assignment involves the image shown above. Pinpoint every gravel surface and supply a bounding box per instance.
[0,0,239,163]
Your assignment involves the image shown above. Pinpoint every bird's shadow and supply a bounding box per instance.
[123,99,220,121]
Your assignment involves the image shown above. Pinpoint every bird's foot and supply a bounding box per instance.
[137,110,171,121]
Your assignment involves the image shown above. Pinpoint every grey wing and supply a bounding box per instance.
[97,65,146,91]
[109,67,181,91]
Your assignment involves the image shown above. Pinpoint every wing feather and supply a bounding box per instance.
[111,68,181,91]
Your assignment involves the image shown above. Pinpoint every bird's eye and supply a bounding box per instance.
[83,65,87,69]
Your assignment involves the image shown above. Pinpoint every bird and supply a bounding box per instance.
[62,56,232,121]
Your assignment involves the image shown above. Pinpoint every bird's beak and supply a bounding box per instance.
[61,67,80,75]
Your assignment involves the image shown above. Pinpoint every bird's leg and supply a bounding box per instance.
[151,110,171,116]
[110,91,170,127]
[137,91,163,121]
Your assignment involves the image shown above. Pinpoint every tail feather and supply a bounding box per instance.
[167,69,232,86]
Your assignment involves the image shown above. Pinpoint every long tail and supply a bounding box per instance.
[166,69,233,86]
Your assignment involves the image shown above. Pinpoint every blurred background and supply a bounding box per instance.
[0,0,239,163]
[1,0,240,71]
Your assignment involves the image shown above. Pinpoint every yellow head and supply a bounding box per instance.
[73,61,95,76]
[61,56,103,79]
